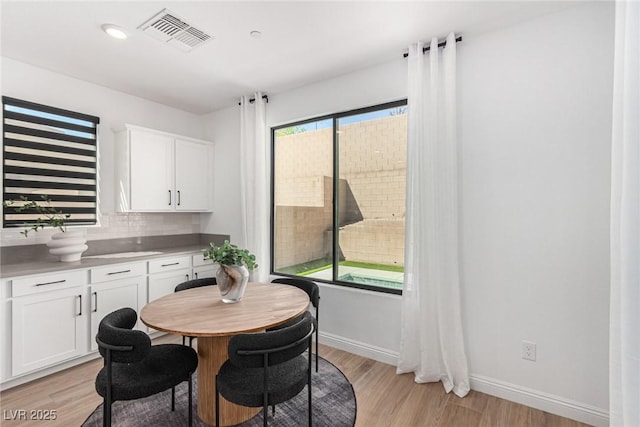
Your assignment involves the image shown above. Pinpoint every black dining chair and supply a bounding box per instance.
[175,277,217,346]
[271,277,320,372]
[215,311,314,427]
[95,307,198,427]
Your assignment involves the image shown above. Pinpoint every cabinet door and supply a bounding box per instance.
[148,269,191,303]
[193,265,216,280]
[147,269,190,333]
[89,279,144,352]
[129,129,174,211]
[12,287,87,376]
[175,139,211,211]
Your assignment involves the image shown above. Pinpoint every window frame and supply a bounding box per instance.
[270,99,407,295]
[2,96,100,230]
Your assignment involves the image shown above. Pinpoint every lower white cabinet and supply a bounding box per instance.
[12,286,87,376]
[148,270,191,302]
[147,256,191,333]
[192,253,216,280]
[89,263,146,349]
[148,256,191,302]
[2,250,207,386]
[89,282,145,351]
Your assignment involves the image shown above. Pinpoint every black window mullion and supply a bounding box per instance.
[332,117,340,283]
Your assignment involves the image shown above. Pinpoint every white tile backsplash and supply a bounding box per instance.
[0,212,201,247]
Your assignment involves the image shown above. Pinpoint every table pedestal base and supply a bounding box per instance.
[197,335,260,426]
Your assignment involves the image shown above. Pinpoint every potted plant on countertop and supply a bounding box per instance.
[203,240,258,303]
[3,195,88,262]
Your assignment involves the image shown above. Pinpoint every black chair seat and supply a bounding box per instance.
[95,307,198,427]
[217,355,308,407]
[96,344,198,401]
[215,312,314,426]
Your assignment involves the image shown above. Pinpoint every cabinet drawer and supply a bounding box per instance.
[192,253,211,267]
[12,270,86,297]
[90,262,146,283]
[148,256,191,274]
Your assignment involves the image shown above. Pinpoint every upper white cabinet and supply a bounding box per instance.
[116,125,213,212]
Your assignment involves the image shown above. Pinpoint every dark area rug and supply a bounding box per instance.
[82,356,356,426]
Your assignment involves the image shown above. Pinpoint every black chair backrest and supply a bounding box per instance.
[228,311,314,368]
[97,307,151,363]
[271,278,319,307]
[175,277,217,292]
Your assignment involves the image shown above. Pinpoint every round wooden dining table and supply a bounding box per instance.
[139,282,310,427]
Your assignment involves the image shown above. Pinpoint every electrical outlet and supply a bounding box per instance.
[522,341,536,361]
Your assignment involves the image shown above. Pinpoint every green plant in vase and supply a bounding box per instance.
[203,240,258,303]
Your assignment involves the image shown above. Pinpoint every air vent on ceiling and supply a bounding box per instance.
[137,9,211,52]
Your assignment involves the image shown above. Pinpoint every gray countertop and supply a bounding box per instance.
[0,233,227,279]
[0,245,210,278]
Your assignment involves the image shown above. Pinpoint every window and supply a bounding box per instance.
[271,100,407,293]
[2,96,99,229]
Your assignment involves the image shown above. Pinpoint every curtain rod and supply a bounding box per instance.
[238,94,269,106]
[402,36,462,58]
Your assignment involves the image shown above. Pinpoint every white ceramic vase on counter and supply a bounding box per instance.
[46,231,88,262]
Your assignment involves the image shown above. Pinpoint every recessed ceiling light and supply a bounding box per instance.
[101,24,128,40]
[250,30,262,39]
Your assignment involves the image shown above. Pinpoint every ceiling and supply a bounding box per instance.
[1,1,584,114]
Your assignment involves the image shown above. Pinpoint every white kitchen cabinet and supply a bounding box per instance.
[129,129,174,211]
[148,255,191,302]
[1,279,11,382]
[175,139,211,211]
[89,263,146,351]
[11,270,88,377]
[147,256,191,334]
[192,253,216,280]
[115,124,213,212]
[1,250,215,388]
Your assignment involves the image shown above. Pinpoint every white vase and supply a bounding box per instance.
[216,264,249,303]
[46,231,88,262]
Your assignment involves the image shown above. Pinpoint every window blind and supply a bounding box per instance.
[2,96,99,228]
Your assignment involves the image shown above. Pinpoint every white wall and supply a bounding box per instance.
[202,2,614,425]
[201,105,243,242]
[459,0,613,417]
[0,58,206,245]
[0,1,614,422]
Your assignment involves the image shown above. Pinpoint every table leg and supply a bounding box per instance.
[197,336,260,426]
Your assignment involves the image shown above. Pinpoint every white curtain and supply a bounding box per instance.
[609,1,640,426]
[239,92,270,282]
[396,33,470,398]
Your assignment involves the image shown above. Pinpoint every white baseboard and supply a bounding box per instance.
[469,375,608,427]
[318,333,609,427]
[0,352,101,391]
[319,331,399,366]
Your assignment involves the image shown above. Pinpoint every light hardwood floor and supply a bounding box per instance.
[0,336,591,427]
